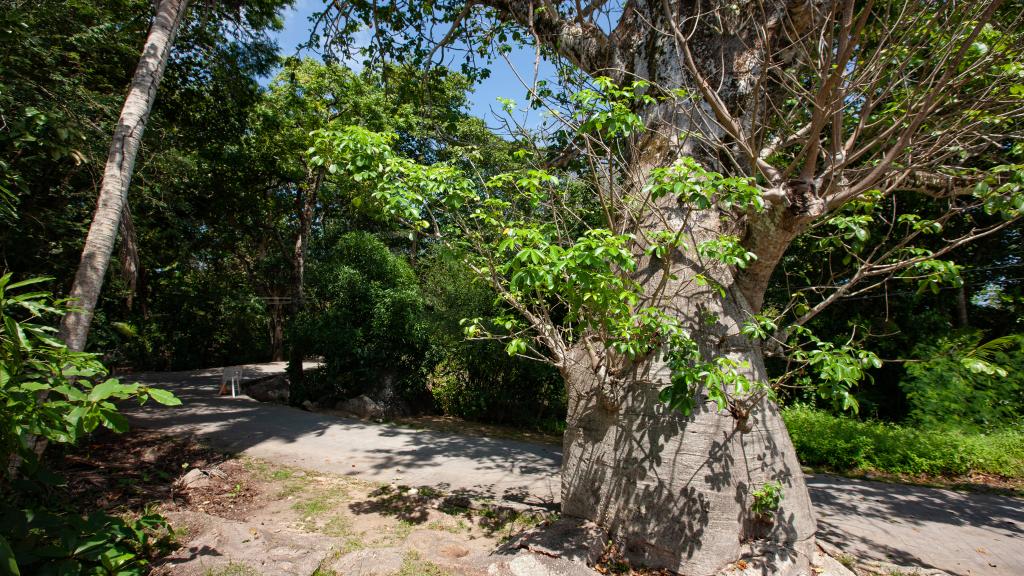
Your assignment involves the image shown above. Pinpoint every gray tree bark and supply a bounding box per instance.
[477,1,826,570]
[60,0,189,351]
[560,279,816,576]
[287,168,323,383]
[270,304,286,361]
[558,175,817,574]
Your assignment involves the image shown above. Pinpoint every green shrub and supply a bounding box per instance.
[289,231,428,405]
[0,506,175,576]
[0,275,180,469]
[900,331,1024,431]
[419,249,565,432]
[0,275,180,575]
[783,404,1024,477]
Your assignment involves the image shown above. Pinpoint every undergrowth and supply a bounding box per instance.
[783,405,1024,478]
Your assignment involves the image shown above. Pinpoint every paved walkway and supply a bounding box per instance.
[128,363,562,505]
[126,363,1024,576]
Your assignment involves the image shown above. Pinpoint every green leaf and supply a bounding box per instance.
[4,317,27,350]
[99,409,129,434]
[88,379,125,402]
[0,534,20,576]
[5,276,53,291]
[146,388,181,406]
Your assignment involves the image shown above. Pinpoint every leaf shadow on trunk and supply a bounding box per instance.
[562,362,808,574]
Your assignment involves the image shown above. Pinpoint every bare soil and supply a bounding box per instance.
[50,428,560,576]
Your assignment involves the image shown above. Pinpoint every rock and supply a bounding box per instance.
[335,394,385,419]
[301,400,315,411]
[157,511,338,576]
[244,374,289,403]
[327,548,406,576]
[176,468,212,490]
[482,519,606,576]
[500,518,606,565]
[403,529,493,567]
[486,551,601,576]
[811,547,858,576]
[440,544,470,559]
[718,541,817,576]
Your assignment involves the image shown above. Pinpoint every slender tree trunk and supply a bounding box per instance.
[270,303,285,362]
[288,169,322,383]
[60,0,189,351]
[957,285,970,328]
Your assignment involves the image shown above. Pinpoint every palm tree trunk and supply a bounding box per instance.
[60,0,189,351]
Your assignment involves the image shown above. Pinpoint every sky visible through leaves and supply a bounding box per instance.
[270,0,556,126]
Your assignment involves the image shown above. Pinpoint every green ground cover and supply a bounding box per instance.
[783,404,1024,479]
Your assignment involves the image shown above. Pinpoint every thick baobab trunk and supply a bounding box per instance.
[60,0,189,351]
[560,286,816,575]
[559,185,816,573]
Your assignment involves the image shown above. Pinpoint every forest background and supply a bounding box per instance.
[2,0,1023,481]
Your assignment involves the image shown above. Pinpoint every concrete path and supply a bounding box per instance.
[126,363,1024,576]
[808,475,1023,576]
[127,362,562,506]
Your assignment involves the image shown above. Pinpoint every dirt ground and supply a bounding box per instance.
[49,426,932,576]
[52,428,559,576]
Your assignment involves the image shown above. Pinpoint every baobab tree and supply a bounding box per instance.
[312,0,1024,574]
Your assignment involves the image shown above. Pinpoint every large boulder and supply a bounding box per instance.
[243,374,289,403]
[336,394,385,419]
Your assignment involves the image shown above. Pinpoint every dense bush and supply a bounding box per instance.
[289,231,428,406]
[784,404,1024,477]
[419,249,565,431]
[900,331,1024,431]
[93,269,273,371]
[289,240,566,428]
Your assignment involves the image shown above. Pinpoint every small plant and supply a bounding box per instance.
[271,469,293,480]
[836,553,857,570]
[0,507,176,576]
[204,562,261,576]
[751,481,784,520]
[394,551,450,576]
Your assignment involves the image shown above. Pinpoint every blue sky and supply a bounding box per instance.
[271,0,557,126]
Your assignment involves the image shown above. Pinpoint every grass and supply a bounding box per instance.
[394,551,452,576]
[203,563,260,576]
[292,482,351,533]
[426,518,472,534]
[783,405,1024,478]
[835,553,857,571]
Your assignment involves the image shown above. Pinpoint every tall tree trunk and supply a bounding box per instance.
[288,169,322,383]
[957,285,970,328]
[560,257,816,575]
[540,2,827,567]
[60,0,189,351]
[557,90,817,571]
[270,302,286,362]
